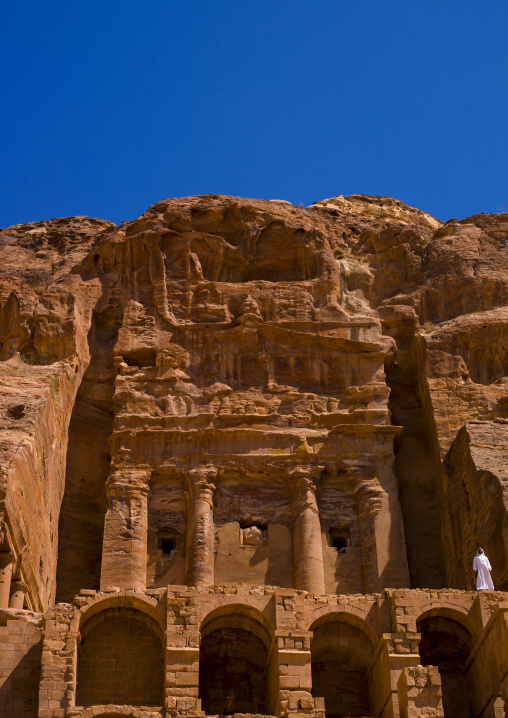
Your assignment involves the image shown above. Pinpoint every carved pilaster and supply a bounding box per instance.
[184,466,217,588]
[100,468,151,591]
[288,467,325,595]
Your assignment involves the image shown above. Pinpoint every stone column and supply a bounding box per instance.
[355,478,384,594]
[289,468,325,595]
[355,474,410,593]
[0,553,13,608]
[9,579,27,609]
[100,468,151,591]
[185,466,216,588]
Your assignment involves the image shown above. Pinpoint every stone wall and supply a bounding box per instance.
[0,617,42,717]
[397,666,442,718]
[4,587,497,718]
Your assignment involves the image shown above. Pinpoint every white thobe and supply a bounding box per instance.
[473,554,494,590]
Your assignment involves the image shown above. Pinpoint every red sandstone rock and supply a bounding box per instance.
[1,194,508,717]
[1,195,508,607]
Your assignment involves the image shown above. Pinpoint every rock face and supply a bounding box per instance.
[1,194,508,718]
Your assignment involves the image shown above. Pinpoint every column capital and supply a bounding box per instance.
[287,466,323,518]
[106,468,151,499]
[288,463,322,484]
[185,466,217,504]
[354,477,385,516]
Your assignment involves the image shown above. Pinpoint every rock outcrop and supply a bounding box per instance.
[1,194,508,718]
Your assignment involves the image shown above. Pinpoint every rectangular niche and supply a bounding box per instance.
[328,526,351,552]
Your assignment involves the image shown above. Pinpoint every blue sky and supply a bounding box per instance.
[1,0,507,227]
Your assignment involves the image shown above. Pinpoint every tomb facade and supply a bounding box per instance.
[1,194,508,717]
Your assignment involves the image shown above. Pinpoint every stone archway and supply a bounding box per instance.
[199,605,274,715]
[310,614,376,718]
[76,607,164,708]
[417,612,473,718]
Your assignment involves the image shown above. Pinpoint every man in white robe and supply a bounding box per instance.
[473,548,494,590]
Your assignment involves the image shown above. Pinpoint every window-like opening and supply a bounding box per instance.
[160,537,174,555]
[122,348,157,368]
[329,527,350,552]
[311,619,373,718]
[331,536,347,551]
[417,615,472,718]
[93,253,99,264]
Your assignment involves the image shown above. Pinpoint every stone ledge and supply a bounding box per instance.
[67,706,163,718]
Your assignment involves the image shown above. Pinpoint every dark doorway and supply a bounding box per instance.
[199,611,271,715]
[311,618,373,718]
[418,614,472,718]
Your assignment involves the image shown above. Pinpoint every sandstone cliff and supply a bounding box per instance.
[1,194,508,610]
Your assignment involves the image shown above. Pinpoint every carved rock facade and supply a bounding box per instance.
[0,195,508,718]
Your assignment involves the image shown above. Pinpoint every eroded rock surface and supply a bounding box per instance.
[1,195,508,615]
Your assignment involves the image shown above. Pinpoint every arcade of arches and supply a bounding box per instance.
[31,587,508,718]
